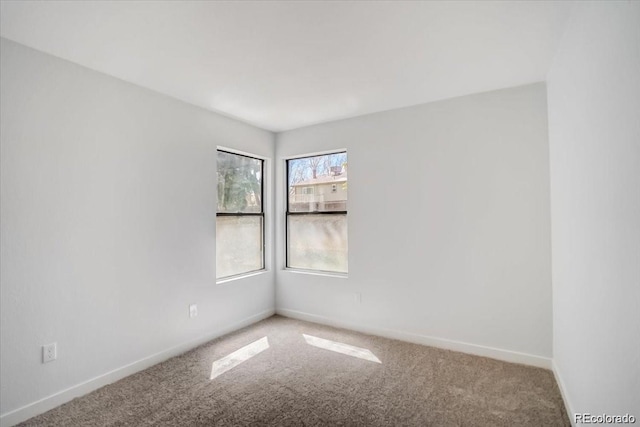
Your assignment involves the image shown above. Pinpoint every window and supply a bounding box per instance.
[216,150,264,279]
[287,152,347,273]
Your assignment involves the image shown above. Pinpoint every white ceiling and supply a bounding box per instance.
[0,1,574,132]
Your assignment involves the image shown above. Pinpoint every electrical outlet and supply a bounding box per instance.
[189,304,198,318]
[42,343,57,363]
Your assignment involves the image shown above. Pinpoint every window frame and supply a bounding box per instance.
[285,151,348,275]
[216,149,266,281]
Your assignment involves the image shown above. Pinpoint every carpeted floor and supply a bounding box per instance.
[19,315,570,426]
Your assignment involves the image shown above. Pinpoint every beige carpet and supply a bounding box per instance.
[19,315,569,426]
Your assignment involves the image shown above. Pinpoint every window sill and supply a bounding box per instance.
[216,269,268,285]
[283,268,348,279]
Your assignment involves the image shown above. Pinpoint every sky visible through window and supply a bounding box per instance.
[288,152,347,186]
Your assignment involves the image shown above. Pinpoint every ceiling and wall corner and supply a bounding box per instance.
[0,0,573,132]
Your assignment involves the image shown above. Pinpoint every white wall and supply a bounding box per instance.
[0,38,275,422]
[547,1,640,419]
[276,83,553,364]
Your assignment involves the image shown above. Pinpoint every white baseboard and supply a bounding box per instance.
[552,360,576,426]
[0,309,275,427]
[276,308,552,369]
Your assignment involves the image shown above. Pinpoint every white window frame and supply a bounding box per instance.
[284,150,348,276]
[216,147,270,283]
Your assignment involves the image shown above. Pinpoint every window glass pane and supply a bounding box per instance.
[288,152,347,213]
[288,214,347,273]
[217,151,262,213]
[216,216,263,278]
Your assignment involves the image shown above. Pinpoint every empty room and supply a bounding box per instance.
[1,1,638,426]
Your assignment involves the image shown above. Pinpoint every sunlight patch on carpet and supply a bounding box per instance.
[210,336,270,379]
[303,334,381,363]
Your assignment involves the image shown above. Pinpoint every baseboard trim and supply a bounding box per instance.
[552,360,576,426]
[0,308,275,427]
[276,308,552,369]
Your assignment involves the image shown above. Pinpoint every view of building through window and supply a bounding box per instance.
[216,150,264,279]
[287,152,348,273]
